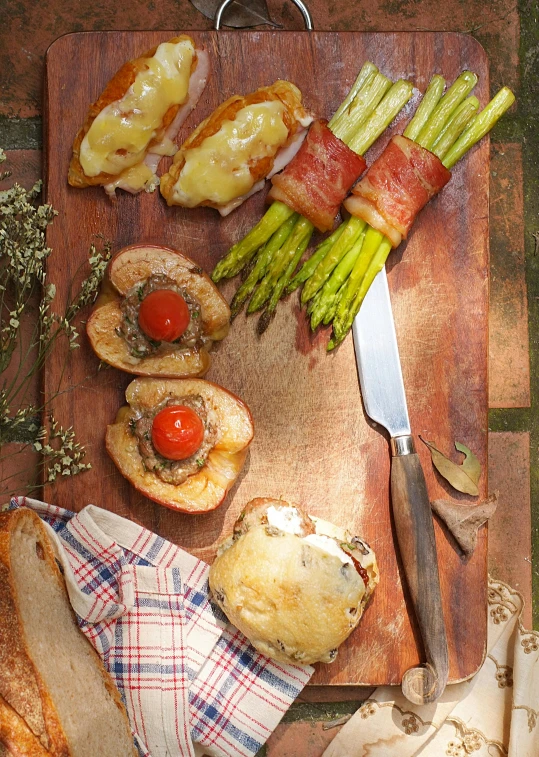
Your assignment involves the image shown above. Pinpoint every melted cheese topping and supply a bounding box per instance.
[170,101,289,207]
[80,38,195,178]
[103,163,157,197]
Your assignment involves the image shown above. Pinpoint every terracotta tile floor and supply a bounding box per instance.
[1,1,536,754]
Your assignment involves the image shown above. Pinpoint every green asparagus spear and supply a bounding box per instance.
[257,235,311,334]
[212,202,295,282]
[306,286,324,317]
[309,229,366,330]
[301,216,366,305]
[431,96,479,160]
[415,71,478,150]
[403,75,445,141]
[331,227,385,338]
[331,73,392,145]
[322,282,346,326]
[286,224,347,293]
[329,237,392,349]
[347,80,414,155]
[443,87,515,169]
[329,62,379,126]
[230,214,298,318]
[248,217,314,313]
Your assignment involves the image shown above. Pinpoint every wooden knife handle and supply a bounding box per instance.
[390,440,449,704]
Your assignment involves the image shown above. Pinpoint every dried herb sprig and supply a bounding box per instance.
[0,149,110,495]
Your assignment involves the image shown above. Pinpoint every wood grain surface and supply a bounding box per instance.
[44,30,489,686]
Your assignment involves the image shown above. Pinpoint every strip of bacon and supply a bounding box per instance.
[344,135,451,248]
[268,120,367,233]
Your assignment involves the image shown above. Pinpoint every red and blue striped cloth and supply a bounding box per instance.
[10,498,313,757]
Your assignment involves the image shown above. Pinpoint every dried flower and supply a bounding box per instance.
[0,152,110,496]
[39,417,92,482]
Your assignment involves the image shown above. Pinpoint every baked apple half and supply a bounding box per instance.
[87,244,230,377]
[106,377,254,513]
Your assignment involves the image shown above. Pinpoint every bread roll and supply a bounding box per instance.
[209,498,378,665]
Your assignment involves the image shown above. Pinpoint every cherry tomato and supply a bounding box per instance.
[138,289,190,343]
[151,405,204,461]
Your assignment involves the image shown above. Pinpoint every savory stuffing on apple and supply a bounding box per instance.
[106,377,254,513]
[86,244,230,377]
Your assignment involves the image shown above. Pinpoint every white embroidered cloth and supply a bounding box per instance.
[10,498,313,757]
[323,578,538,757]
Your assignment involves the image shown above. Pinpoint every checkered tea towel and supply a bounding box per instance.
[10,497,313,757]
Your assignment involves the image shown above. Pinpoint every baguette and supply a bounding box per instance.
[0,508,137,757]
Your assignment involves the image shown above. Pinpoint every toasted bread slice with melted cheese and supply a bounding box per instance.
[160,80,313,216]
[68,36,209,197]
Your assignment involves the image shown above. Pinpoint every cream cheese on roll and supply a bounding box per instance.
[266,504,304,535]
[267,505,354,565]
[303,534,353,565]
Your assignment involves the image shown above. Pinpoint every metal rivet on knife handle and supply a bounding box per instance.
[214,0,314,30]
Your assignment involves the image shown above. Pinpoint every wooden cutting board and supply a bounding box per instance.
[44,30,489,687]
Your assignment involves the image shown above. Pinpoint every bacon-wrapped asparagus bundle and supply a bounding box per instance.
[267,119,366,233]
[343,134,451,248]
[211,64,414,329]
[294,74,514,348]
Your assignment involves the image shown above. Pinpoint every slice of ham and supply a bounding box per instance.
[344,135,451,248]
[104,49,210,197]
[268,120,367,233]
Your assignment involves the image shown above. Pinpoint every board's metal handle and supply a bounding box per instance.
[214,0,313,30]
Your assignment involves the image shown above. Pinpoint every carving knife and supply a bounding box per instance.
[352,266,448,704]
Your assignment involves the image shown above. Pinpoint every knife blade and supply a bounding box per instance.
[352,266,449,705]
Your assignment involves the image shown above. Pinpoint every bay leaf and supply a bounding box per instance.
[190,0,280,28]
[419,436,480,496]
[454,440,481,485]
